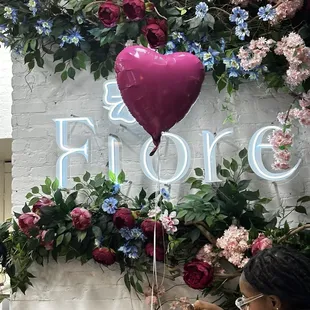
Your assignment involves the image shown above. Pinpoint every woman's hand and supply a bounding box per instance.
[193,300,223,310]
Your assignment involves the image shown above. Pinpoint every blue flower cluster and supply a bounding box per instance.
[27,0,38,16]
[4,7,18,24]
[59,28,84,47]
[102,197,118,214]
[195,2,209,18]
[112,184,120,195]
[229,7,250,41]
[118,243,139,259]
[35,19,53,36]
[119,227,146,241]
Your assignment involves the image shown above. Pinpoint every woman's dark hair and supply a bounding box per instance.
[243,246,310,309]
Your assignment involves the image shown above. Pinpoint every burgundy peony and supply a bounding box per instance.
[70,207,92,231]
[92,247,116,265]
[113,208,135,229]
[251,233,273,256]
[145,242,165,261]
[32,197,55,214]
[183,260,214,290]
[18,212,40,236]
[141,219,163,240]
[123,0,145,20]
[98,1,120,28]
[40,230,54,251]
[142,18,168,48]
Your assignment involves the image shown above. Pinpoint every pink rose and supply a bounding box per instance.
[70,207,92,231]
[18,212,40,236]
[32,197,55,214]
[92,247,116,265]
[40,230,54,250]
[251,233,273,256]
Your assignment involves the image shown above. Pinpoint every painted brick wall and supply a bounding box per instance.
[10,53,310,309]
[0,46,12,139]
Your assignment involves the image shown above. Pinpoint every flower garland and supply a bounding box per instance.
[0,150,309,309]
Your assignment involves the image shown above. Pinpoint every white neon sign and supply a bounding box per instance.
[108,134,122,178]
[248,126,301,181]
[202,128,234,183]
[140,132,191,184]
[54,117,95,188]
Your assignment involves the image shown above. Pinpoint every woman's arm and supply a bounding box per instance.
[193,300,223,310]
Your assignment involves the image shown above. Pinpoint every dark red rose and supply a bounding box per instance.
[142,18,168,48]
[18,212,40,236]
[145,242,165,261]
[98,1,120,28]
[113,208,135,229]
[183,260,214,290]
[92,247,116,265]
[32,197,55,214]
[70,207,92,231]
[141,219,163,239]
[123,0,145,21]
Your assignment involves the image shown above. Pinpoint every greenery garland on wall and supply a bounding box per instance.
[0,149,309,309]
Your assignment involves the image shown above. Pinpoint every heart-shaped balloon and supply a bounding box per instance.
[115,46,205,155]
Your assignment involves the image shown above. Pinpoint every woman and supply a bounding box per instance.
[194,246,310,310]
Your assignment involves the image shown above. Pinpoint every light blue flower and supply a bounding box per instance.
[235,22,250,41]
[187,42,202,55]
[223,54,242,78]
[161,188,170,200]
[200,47,220,70]
[67,28,84,46]
[257,4,276,22]
[35,19,53,36]
[229,7,249,25]
[220,38,226,52]
[118,244,139,259]
[171,32,186,43]
[102,197,118,214]
[195,2,209,18]
[248,70,259,80]
[59,35,70,48]
[119,227,132,240]
[4,7,18,24]
[27,0,38,16]
[112,184,120,195]
[130,228,146,241]
[166,41,176,51]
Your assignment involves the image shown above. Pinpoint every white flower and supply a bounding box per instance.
[148,206,161,218]
[160,210,179,234]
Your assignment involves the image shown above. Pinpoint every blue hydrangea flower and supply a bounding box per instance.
[187,42,202,55]
[165,41,176,55]
[27,0,38,16]
[59,35,70,48]
[235,22,250,41]
[171,32,186,43]
[67,28,84,46]
[248,70,259,80]
[229,7,249,25]
[195,2,209,18]
[102,197,118,214]
[118,244,139,259]
[257,4,276,21]
[223,54,242,78]
[119,227,132,240]
[112,184,120,195]
[35,19,53,36]
[130,228,146,241]
[161,188,170,200]
[4,7,18,24]
[200,47,220,70]
[220,38,226,52]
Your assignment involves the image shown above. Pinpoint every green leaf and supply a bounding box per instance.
[127,22,139,38]
[56,234,64,247]
[61,70,68,82]
[101,66,109,78]
[243,190,260,201]
[135,270,143,281]
[57,226,66,235]
[238,180,251,191]
[77,231,87,242]
[231,159,238,172]
[185,212,196,223]
[94,69,101,81]
[73,177,81,182]
[92,226,102,239]
[117,170,126,184]
[29,197,40,206]
[28,59,35,70]
[32,186,39,194]
[223,159,230,169]
[295,205,307,214]
[189,228,200,242]
[24,53,34,64]
[220,169,230,178]
[52,179,59,191]
[64,232,72,245]
[72,57,81,70]
[83,171,91,182]
[191,180,202,189]
[177,210,187,218]
[124,273,131,292]
[297,196,310,203]
[68,67,76,80]
[22,203,31,213]
[45,177,52,187]
[55,62,66,73]
[194,168,204,177]
[205,216,213,226]
[36,57,44,68]
[135,281,143,294]
[139,188,147,200]
[109,171,116,182]
[44,229,55,243]
[239,148,247,159]
[26,193,33,199]
[41,185,51,195]
[186,177,196,184]
[116,23,127,36]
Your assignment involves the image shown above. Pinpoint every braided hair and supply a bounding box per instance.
[243,246,310,309]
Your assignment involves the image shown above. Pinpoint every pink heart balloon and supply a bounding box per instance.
[115,46,205,155]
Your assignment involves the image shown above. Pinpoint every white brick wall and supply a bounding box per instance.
[0,46,12,139]
[10,53,310,309]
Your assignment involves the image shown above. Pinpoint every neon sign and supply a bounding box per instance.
[54,80,301,188]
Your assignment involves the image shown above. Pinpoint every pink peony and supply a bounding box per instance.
[70,207,92,231]
[40,230,54,250]
[251,234,273,256]
[32,197,55,214]
[196,244,217,265]
[18,212,40,236]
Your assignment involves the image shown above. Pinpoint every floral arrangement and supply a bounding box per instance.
[0,149,309,309]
